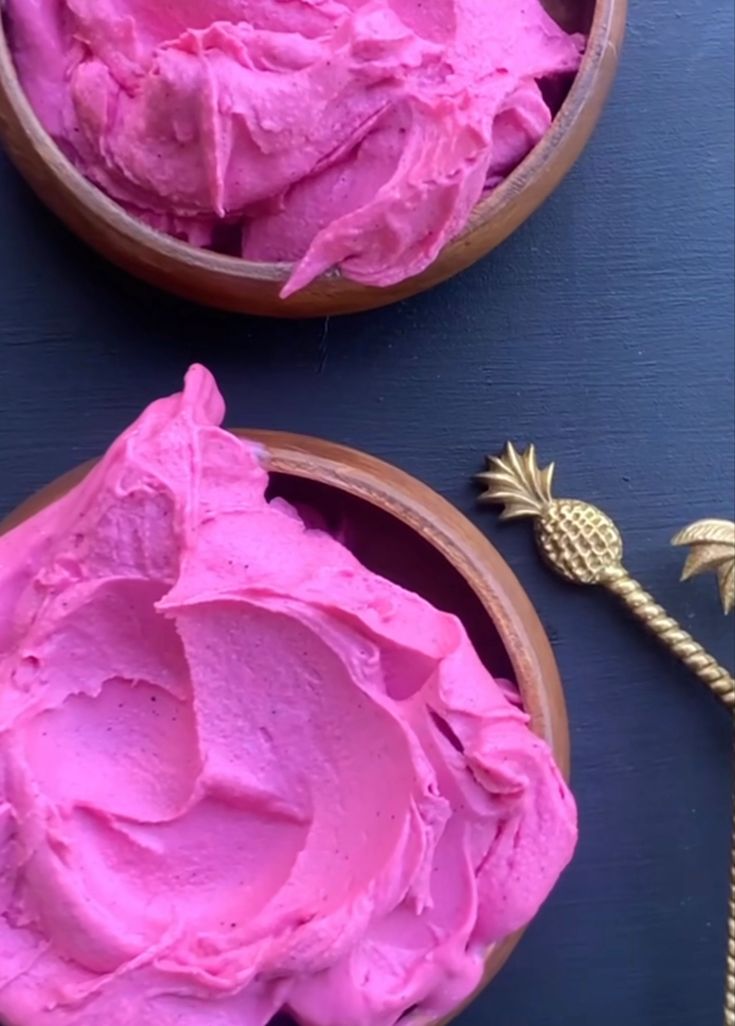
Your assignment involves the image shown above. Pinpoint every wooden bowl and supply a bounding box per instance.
[0,1,625,318]
[0,431,569,1025]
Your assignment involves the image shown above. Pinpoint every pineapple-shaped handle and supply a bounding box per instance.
[476,444,734,709]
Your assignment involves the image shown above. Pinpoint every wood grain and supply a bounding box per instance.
[0,0,626,317]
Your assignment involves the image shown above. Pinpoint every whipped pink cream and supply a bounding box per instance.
[0,366,576,1026]
[7,1,583,295]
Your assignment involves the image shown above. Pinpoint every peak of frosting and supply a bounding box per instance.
[0,366,576,1026]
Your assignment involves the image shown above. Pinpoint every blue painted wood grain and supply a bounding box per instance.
[0,1,733,1023]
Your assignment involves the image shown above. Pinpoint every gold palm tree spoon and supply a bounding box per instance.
[476,443,734,1023]
[673,519,735,616]
[673,517,735,1026]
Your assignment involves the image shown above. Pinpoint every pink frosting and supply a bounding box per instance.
[7,1,583,295]
[0,367,576,1026]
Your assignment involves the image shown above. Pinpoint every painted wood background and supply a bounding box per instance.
[0,1,733,1023]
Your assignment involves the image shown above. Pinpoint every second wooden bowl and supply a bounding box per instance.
[1,431,569,1022]
[0,1,625,317]
[0,431,569,1025]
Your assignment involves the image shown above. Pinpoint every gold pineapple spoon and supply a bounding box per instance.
[476,443,734,1024]
[476,443,734,708]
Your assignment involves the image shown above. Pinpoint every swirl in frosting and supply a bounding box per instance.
[0,366,576,1025]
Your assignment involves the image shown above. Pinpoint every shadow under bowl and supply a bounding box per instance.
[0,0,626,317]
[0,430,570,1025]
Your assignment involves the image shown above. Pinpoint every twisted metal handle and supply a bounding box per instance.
[601,567,735,709]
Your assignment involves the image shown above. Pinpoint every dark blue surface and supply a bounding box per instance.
[1,1,733,1024]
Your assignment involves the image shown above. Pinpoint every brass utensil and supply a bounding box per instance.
[673,519,735,616]
[673,518,735,1025]
[477,443,734,1023]
[476,443,734,708]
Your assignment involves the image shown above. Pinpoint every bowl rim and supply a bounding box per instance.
[0,429,571,1026]
[0,0,626,311]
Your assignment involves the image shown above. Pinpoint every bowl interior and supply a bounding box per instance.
[543,0,596,33]
[267,472,514,684]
